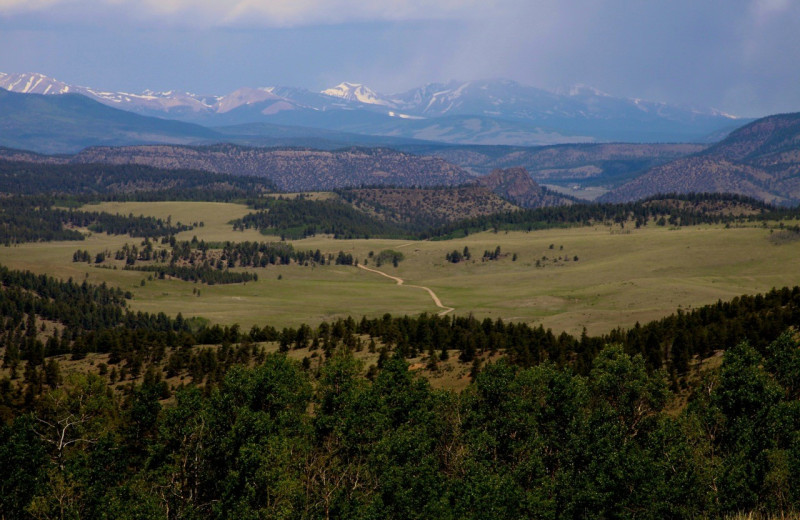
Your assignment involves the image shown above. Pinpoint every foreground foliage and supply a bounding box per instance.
[1,335,799,519]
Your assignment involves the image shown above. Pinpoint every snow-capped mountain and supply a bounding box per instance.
[321,82,394,107]
[390,79,570,119]
[0,72,217,115]
[0,72,73,95]
[390,79,738,129]
[0,72,742,145]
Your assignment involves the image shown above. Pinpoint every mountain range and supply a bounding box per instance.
[0,72,743,148]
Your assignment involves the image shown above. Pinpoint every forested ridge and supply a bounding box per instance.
[232,196,411,239]
[0,159,275,198]
[424,192,798,239]
[234,192,800,241]
[0,158,277,244]
[1,263,800,518]
[4,157,800,245]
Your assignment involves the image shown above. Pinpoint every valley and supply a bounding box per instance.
[0,199,796,337]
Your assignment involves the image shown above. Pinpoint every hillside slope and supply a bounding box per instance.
[601,113,800,204]
[0,89,219,154]
[477,167,572,208]
[69,144,473,191]
[339,186,519,227]
[412,142,706,185]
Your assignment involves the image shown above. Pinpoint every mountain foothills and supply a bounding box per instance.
[603,112,800,204]
[3,109,800,205]
[337,186,520,227]
[476,167,571,208]
[418,142,707,181]
[0,144,472,191]
[0,72,741,147]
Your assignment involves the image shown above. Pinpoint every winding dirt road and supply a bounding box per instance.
[357,264,455,316]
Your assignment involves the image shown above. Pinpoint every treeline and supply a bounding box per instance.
[345,285,800,381]
[2,336,799,518]
[96,238,355,272]
[233,192,800,242]
[424,192,799,239]
[125,264,258,285]
[4,257,800,391]
[0,158,275,199]
[83,238,378,283]
[0,264,193,400]
[0,266,134,327]
[194,285,800,386]
[233,196,410,239]
[167,238,334,268]
[0,196,192,245]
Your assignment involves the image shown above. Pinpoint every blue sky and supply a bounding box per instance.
[1,0,799,117]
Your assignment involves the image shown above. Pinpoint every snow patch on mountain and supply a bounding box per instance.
[562,84,612,98]
[321,82,393,106]
[0,72,72,95]
[387,111,424,120]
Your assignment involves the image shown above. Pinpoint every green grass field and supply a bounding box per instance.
[2,201,798,336]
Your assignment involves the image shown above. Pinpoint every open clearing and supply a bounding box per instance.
[1,201,799,335]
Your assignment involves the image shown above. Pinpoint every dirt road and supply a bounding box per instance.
[357,264,454,316]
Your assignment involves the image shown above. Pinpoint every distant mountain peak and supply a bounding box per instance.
[321,82,393,106]
[0,72,73,95]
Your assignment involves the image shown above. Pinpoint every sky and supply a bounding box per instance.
[1,0,799,117]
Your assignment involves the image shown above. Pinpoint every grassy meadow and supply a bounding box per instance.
[1,200,798,336]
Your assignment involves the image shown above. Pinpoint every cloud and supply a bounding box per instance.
[0,0,495,27]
